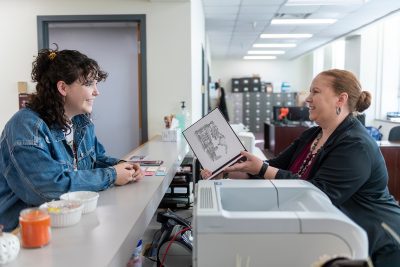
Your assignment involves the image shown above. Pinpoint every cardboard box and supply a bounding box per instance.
[18,82,28,94]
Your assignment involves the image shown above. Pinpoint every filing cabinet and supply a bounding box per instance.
[232,78,241,93]
[233,91,297,133]
[232,77,262,93]
[232,93,243,124]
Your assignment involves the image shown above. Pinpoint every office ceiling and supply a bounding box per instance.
[203,0,400,60]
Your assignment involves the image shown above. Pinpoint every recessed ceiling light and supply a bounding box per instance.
[285,0,368,6]
[243,56,277,60]
[248,50,285,55]
[260,33,313,38]
[253,43,297,48]
[271,19,337,25]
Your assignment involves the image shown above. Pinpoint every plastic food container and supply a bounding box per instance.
[40,200,83,227]
[19,208,51,248]
[60,191,99,214]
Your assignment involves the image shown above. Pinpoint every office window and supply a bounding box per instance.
[312,40,345,76]
[313,11,400,122]
[358,11,400,121]
[379,14,400,119]
[313,47,324,77]
[331,39,345,69]
[359,24,379,123]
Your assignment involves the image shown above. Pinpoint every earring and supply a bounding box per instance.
[336,107,341,115]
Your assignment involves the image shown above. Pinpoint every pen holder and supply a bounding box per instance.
[161,129,180,142]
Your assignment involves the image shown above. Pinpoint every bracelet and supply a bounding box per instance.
[258,161,269,178]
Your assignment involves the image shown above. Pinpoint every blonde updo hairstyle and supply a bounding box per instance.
[319,69,371,113]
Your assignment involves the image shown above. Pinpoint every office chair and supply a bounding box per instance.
[355,113,366,126]
[388,126,400,142]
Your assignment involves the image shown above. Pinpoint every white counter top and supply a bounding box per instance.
[6,136,189,267]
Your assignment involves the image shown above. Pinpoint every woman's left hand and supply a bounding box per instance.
[200,168,224,180]
[225,151,263,175]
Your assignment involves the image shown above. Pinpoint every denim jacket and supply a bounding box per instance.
[0,108,119,231]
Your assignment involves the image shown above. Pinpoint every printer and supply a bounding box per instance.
[193,179,368,267]
[230,123,255,153]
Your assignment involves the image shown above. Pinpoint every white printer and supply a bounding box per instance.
[193,179,368,267]
[230,123,255,153]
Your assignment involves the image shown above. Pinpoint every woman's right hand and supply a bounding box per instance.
[114,162,136,185]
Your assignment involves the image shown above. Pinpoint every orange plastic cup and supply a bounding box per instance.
[19,208,51,248]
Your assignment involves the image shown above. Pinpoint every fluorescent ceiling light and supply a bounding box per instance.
[260,33,313,38]
[271,19,337,25]
[285,0,368,6]
[253,43,297,48]
[248,50,285,55]
[243,56,277,60]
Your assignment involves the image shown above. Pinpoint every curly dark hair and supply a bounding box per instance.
[27,47,107,131]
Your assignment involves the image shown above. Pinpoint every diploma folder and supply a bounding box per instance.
[183,108,246,179]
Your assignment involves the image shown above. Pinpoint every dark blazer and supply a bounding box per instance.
[269,115,400,256]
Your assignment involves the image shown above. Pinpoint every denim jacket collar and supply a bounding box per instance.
[49,114,92,142]
[72,114,92,129]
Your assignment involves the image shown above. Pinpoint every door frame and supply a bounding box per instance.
[37,14,148,142]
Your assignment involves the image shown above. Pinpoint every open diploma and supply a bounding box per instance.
[183,108,246,179]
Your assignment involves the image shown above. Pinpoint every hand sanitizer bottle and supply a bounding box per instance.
[176,101,190,131]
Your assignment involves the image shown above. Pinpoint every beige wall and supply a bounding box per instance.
[0,0,204,138]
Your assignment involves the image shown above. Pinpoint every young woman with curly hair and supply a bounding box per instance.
[0,47,144,231]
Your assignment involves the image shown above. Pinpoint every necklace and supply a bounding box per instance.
[297,132,323,178]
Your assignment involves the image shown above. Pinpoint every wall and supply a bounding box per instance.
[210,53,313,120]
[48,25,140,158]
[190,0,206,123]
[0,0,199,139]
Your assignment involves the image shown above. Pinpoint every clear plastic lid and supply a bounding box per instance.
[19,208,49,221]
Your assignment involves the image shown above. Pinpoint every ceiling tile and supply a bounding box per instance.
[277,5,321,14]
[205,13,238,20]
[202,0,241,6]
[206,18,236,26]
[239,5,281,14]
[241,0,285,5]
[204,6,240,14]
[237,13,275,21]
[316,4,363,14]
[234,22,267,32]
[307,12,345,19]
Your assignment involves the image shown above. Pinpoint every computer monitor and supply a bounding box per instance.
[273,106,310,122]
[273,106,283,121]
[287,106,310,122]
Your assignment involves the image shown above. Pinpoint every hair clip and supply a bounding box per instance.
[48,51,57,61]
